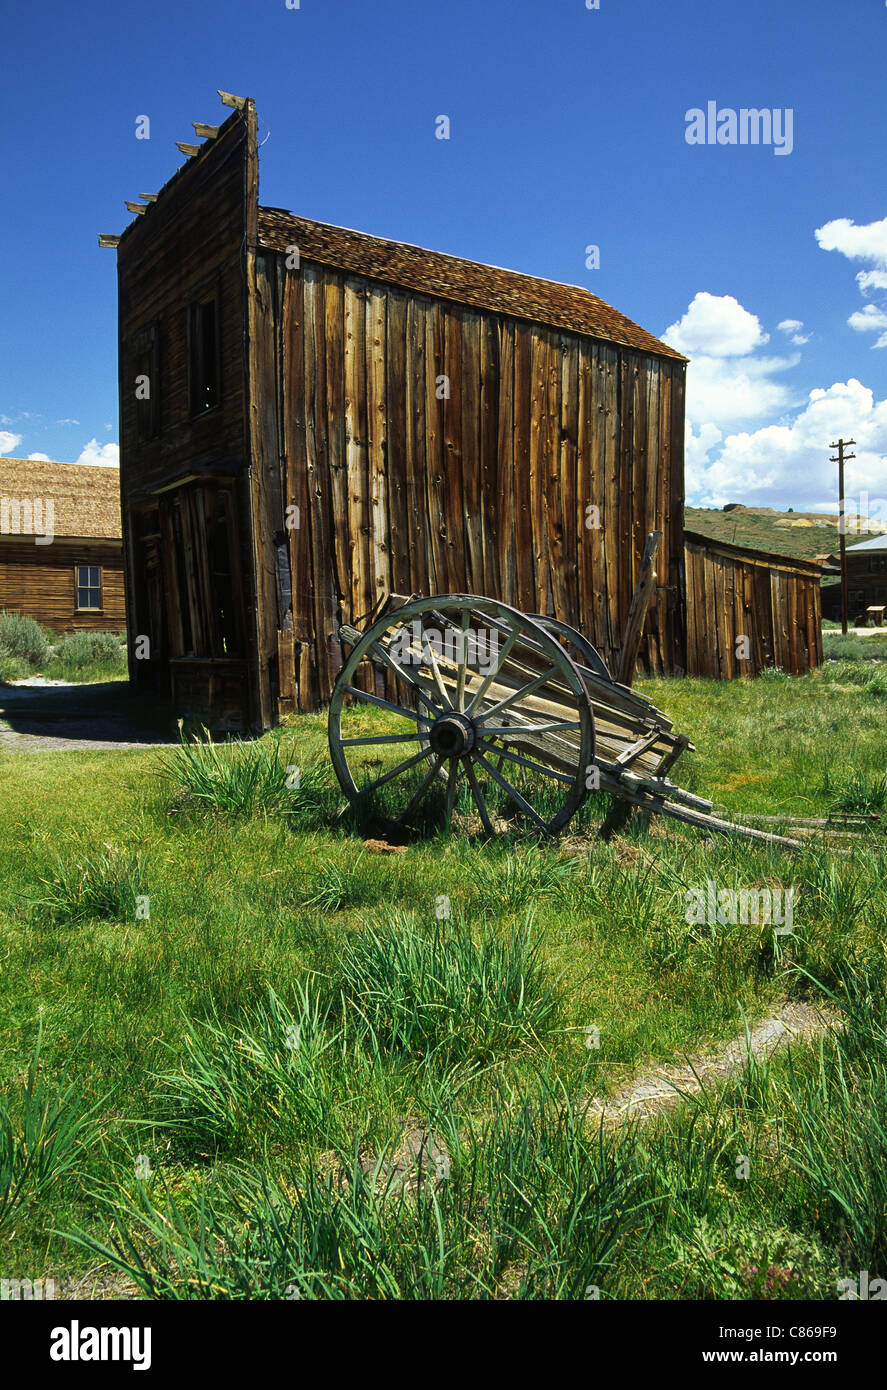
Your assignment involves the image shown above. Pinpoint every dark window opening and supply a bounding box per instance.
[76,564,101,610]
[171,503,195,654]
[206,490,240,656]
[189,297,219,415]
[131,324,160,440]
[135,347,159,440]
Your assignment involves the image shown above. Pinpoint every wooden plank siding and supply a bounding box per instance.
[0,539,126,632]
[117,104,260,725]
[266,259,688,714]
[683,532,824,677]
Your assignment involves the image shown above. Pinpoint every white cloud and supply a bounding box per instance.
[27,452,50,461]
[777,317,810,345]
[56,417,80,426]
[683,351,797,429]
[663,293,804,500]
[815,216,887,266]
[0,431,22,455]
[687,378,887,510]
[848,304,887,340]
[76,438,119,466]
[817,215,887,349]
[663,291,769,357]
[857,269,887,295]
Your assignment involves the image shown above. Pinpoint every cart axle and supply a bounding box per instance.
[428,712,477,759]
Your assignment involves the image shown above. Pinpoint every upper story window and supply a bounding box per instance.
[189,296,219,415]
[133,324,160,440]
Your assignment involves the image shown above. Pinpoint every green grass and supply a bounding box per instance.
[0,613,128,684]
[823,631,887,662]
[1,658,886,1298]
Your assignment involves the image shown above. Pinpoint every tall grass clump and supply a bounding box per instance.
[153,986,339,1158]
[779,966,887,1271]
[31,845,146,925]
[300,851,378,912]
[335,909,562,1063]
[158,728,332,825]
[54,630,126,671]
[823,632,887,662]
[471,847,577,912]
[1,1028,99,1233]
[0,610,49,666]
[54,632,96,669]
[69,1072,647,1299]
[822,659,887,698]
[826,770,887,815]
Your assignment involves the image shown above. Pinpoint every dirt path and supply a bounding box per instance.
[588,1001,836,1124]
[0,679,177,752]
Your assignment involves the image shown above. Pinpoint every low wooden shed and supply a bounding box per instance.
[107,94,688,730]
[0,458,125,633]
[683,531,825,677]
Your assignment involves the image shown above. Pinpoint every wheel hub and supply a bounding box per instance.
[428,711,476,759]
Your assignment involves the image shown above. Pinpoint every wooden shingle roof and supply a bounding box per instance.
[0,460,121,539]
[257,207,686,362]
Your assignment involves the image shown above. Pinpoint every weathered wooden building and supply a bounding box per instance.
[107,94,688,729]
[828,533,887,623]
[683,531,825,677]
[0,458,125,632]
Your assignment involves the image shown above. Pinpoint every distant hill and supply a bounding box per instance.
[684,505,846,565]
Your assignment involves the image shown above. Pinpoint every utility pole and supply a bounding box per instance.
[830,437,856,635]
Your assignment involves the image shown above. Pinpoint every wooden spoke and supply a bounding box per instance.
[464,625,519,715]
[474,753,550,831]
[475,738,574,785]
[475,666,560,723]
[465,760,495,835]
[420,634,453,710]
[361,746,434,796]
[396,756,444,823]
[454,609,471,713]
[343,685,436,725]
[341,733,424,747]
[444,759,459,828]
[365,637,430,698]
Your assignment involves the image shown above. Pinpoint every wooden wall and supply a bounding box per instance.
[684,532,824,678]
[249,254,687,716]
[0,539,126,633]
[116,105,261,725]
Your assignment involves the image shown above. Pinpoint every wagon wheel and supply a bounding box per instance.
[526,613,614,682]
[328,594,595,836]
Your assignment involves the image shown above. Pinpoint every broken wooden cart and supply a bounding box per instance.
[328,593,800,849]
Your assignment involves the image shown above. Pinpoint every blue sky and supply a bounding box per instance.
[2,0,886,513]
